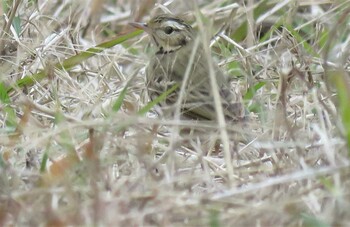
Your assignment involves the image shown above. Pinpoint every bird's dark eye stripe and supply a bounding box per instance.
[157,27,180,33]
[167,28,179,32]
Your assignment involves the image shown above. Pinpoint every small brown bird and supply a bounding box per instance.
[131,14,245,121]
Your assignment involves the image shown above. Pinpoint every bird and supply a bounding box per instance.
[130,14,245,122]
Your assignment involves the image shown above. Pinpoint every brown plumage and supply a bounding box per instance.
[131,14,245,121]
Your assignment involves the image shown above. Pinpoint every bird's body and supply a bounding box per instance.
[131,14,244,121]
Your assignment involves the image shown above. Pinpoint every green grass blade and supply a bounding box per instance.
[138,83,179,116]
[60,29,143,70]
[0,82,10,103]
[112,85,129,112]
[6,29,143,94]
[330,70,350,153]
[14,71,46,90]
[40,148,49,173]
[300,213,330,227]
[243,81,266,101]
[12,15,21,36]
[0,82,17,127]
[283,24,318,57]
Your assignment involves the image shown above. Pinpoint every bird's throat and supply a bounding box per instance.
[156,45,182,55]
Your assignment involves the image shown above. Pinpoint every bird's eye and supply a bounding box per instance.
[164,26,174,34]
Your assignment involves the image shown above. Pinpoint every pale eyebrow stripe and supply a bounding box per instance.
[162,20,186,30]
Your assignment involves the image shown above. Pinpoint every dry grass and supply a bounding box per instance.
[1,0,350,226]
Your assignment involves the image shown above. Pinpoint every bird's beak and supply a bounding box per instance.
[129,22,149,32]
